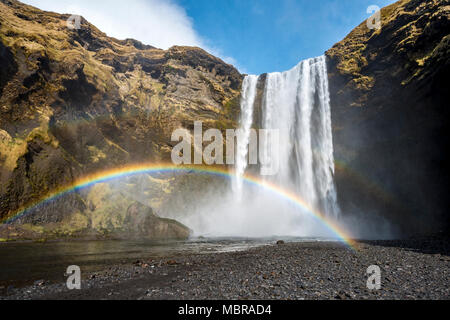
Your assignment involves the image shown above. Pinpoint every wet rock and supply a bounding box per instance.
[33,280,46,287]
[166,260,178,266]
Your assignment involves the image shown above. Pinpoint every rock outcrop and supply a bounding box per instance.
[0,182,191,241]
[120,202,191,240]
[326,0,449,234]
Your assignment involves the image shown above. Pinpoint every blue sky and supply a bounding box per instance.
[23,0,397,74]
[178,0,396,74]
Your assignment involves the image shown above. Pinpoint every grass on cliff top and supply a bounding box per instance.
[325,0,442,94]
[326,0,410,75]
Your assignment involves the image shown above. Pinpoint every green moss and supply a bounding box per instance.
[86,183,135,232]
[22,224,45,234]
[0,133,27,172]
[223,96,240,118]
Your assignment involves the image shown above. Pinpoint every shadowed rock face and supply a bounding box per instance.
[0,0,243,225]
[0,40,17,94]
[326,0,450,235]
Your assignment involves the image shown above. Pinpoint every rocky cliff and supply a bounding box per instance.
[0,0,448,239]
[326,0,449,234]
[0,0,242,236]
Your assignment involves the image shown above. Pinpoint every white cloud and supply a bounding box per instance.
[21,0,241,71]
[22,0,202,49]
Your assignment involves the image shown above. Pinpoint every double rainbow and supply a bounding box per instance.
[1,163,356,249]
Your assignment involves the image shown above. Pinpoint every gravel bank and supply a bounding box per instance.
[1,238,449,300]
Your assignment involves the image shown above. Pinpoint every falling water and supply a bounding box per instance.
[233,75,259,199]
[235,55,340,219]
[179,56,340,238]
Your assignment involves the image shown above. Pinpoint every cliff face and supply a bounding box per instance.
[1,0,448,239]
[326,0,449,234]
[0,0,242,227]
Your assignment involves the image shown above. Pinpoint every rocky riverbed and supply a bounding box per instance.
[1,237,449,300]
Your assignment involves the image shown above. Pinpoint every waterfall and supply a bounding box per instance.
[186,55,340,238]
[233,75,259,199]
[235,55,340,219]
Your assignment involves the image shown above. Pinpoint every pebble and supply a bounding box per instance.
[2,238,449,300]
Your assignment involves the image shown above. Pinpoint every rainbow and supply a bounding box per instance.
[1,163,357,249]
